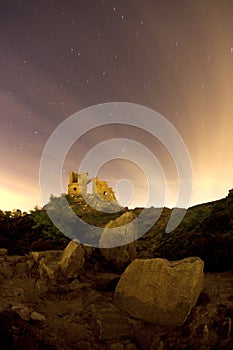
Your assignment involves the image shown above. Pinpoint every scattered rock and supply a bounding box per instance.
[114,257,204,326]
[99,212,137,270]
[11,305,45,322]
[12,304,31,321]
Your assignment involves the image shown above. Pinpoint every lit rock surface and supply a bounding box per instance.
[114,257,204,326]
[99,212,137,270]
[58,240,85,279]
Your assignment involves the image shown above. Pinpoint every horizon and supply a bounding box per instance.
[0,184,231,213]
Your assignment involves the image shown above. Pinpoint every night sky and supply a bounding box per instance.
[1,0,233,212]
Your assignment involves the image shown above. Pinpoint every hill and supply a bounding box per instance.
[0,190,232,271]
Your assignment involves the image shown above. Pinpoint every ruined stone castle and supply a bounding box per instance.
[68,171,117,202]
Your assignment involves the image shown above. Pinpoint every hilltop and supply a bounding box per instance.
[0,189,232,272]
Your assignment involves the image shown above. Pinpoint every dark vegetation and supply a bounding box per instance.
[0,191,232,272]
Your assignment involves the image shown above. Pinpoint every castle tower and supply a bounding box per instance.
[68,171,90,197]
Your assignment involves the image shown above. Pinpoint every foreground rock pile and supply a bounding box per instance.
[0,242,233,350]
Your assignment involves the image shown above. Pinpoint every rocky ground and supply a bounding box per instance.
[0,242,233,350]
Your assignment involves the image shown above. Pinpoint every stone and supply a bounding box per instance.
[12,305,46,322]
[83,244,93,260]
[135,327,163,350]
[14,262,29,275]
[58,240,85,279]
[30,311,46,322]
[31,245,84,286]
[0,248,7,256]
[31,250,62,265]
[6,255,27,265]
[88,302,132,340]
[11,304,31,321]
[0,261,12,278]
[114,257,204,326]
[99,212,137,270]
[37,251,62,284]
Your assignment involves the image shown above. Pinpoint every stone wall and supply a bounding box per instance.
[68,171,116,202]
[92,178,116,202]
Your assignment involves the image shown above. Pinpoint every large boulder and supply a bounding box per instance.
[31,241,85,288]
[33,250,62,285]
[114,257,204,326]
[58,240,85,279]
[99,212,137,270]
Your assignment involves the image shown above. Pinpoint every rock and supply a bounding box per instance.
[99,212,137,270]
[12,305,46,322]
[88,302,132,340]
[37,251,62,284]
[30,311,46,322]
[6,255,27,265]
[14,262,29,275]
[0,248,7,256]
[114,257,204,326]
[135,327,164,350]
[11,304,31,321]
[58,240,85,279]
[83,244,93,260]
[0,261,12,278]
[31,245,84,286]
[31,250,62,265]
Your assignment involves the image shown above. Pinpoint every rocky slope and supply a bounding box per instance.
[0,241,233,350]
[0,191,232,349]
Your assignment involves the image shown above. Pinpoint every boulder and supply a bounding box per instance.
[58,240,85,279]
[99,212,137,270]
[33,250,62,285]
[31,241,84,285]
[114,257,204,326]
